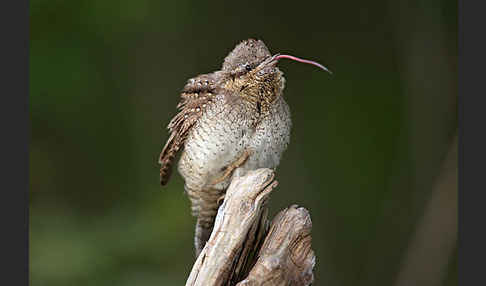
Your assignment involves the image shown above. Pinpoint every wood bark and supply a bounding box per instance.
[185,168,315,286]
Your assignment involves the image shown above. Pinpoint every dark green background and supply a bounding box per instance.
[30,0,457,285]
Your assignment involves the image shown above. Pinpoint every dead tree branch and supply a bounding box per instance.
[185,168,315,286]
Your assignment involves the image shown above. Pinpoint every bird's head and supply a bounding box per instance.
[221,39,331,107]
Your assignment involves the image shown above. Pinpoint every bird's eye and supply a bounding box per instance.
[245,64,252,71]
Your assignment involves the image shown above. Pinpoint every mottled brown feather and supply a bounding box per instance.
[159,72,220,185]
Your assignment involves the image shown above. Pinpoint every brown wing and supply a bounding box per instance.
[159,72,220,185]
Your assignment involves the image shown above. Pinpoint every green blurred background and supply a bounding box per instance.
[30,0,457,285]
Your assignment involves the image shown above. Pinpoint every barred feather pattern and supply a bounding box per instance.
[158,40,293,256]
[177,93,291,256]
[159,73,220,185]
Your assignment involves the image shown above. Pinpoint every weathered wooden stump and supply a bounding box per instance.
[186,168,315,286]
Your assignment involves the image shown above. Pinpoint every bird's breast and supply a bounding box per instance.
[178,95,291,191]
[242,96,292,173]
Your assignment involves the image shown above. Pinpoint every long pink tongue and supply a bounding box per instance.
[274,54,332,74]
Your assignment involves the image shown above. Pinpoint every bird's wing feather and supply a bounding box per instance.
[159,72,220,185]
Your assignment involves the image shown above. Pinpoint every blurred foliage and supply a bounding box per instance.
[30,0,457,285]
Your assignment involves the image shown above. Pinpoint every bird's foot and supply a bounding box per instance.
[217,194,226,206]
[211,150,251,185]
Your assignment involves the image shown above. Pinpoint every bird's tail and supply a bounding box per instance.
[185,185,225,257]
[194,218,215,257]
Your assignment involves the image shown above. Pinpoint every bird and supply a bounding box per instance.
[158,39,331,257]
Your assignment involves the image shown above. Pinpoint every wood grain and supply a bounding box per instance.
[185,168,315,286]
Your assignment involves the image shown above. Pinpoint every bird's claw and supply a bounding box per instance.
[210,150,251,185]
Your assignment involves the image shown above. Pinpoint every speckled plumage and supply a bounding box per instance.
[159,39,296,256]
